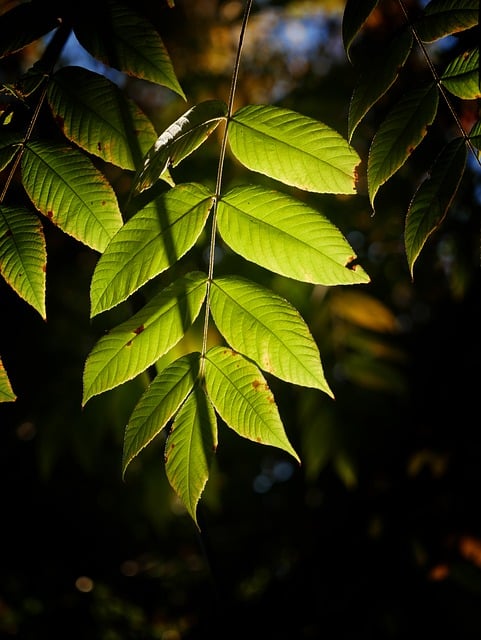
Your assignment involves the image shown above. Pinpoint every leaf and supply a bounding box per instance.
[83,272,207,403]
[367,83,439,208]
[204,346,300,463]
[348,29,413,141]
[0,133,22,171]
[131,100,227,195]
[164,385,217,526]
[342,0,380,62]
[47,67,158,170]
[0,206,46,318]
[0,356,16,402]
[90,182,213,316]
[217,185,370,286]
[229,105,360,194]
[441,49,481,100]
[0,3,59,59]
[73,0,185,99]
[122,352,200,476]
[210,276,333,396]
[415,0,479,43]
[21,141,123,252]
[405,138,467,276]
[469,120,481,151]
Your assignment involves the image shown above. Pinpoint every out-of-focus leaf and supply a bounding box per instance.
[48,66,158,170]
[415,0,479,42]
[0,356,16,402]
[21,141,123,252]
[90,182,213,316]
[328,290,399,333]
[441,49,481,100]
[342,0,380,61]
[368,83,439,208]
[131,100,227,195]
[204,346,300,463]
[217,185,370,286]
[164,385,217,526]
[210,276,333,396]
[229,105,360,194]
[405,138,467,276]
[0,3,59,59]
[83,272,207,403]
[0,206,46,318]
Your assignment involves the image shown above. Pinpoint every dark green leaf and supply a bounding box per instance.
[415,0,479,42]
[342,0,380,62]
[0,4,59,59]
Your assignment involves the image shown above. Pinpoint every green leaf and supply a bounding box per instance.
[21,141,123,252]
[415,0,479,42]
[74,1,185,99]
[342,0,380,62]
[441,48,481,100]
[469,120,481,152]
[367,83,439,208]
[0,133,22,171]
[47,67,158,170]
[90,182,213,316]
[217,185,370,286]
[405,138,467,276]
[210,276,333,396]
[164,385,217,526]
[204,346,300,463]
[348,29,413,141]
[229,105,360,194]
[83,272,207,403]
[0,206,46,318]
[131,100,227,195]
[0,356,16,402]
[122,352,200,476]
[0,3,59,59]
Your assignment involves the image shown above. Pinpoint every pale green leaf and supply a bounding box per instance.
[90,182,213,316]
[210,276,333,396]
[47,66,158,170]
[0,206,46,318]
[132,100,227,194]
[204,346,300,463]
[122,352,200,476]
[367,84,439,208]
[83,272,207,404]
[22,141,123,252]
[405,138,466,276]
[348,29,413,141]
[0,356,16,402]
[217,185,370,286]
[229,105,360,194]
[342,0,380,62]
[74,1,185,99]
[415,0,479,42]
[164,385,217,526]
[441,48,481,100]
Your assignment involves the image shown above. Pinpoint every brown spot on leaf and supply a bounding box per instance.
[256,437,262,443]
[97,142,102,152]
[47,211,54,220]
[133,325,144,335]
[345,256,359,270]
[126,340,132,347]
[42,264,46,273]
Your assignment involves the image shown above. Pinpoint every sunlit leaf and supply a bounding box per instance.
[22,141,123,252]
[0,3,59,58]
[217,185,370,286]
[48,66,158,170]
[405,138,467,276]
[441,48,481,100]
[229,105,360,194]
[210,276,333,396]
[342,0,380,62]
[348,29,413,141]
[204,346,300,462]
[0,206,46,318]
[74,0,185,99]
[122,352,200,476]
[415,0,479,42]
[0,356,16,402]
[132,100,227,194]
[90,182,213,316]
[164,385,217,526]
[367,83,439,208]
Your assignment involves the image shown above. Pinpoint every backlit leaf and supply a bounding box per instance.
[22,141,123,252]
[441,48,481,100]
[164,385,217,526]
[0,206,46,318]
[90,182,213,316]
[0,357,16,402]
[210,276,333,396]
[0,3,59,59]
[469,120,481,152]
[415,0,479,42]
[204,346,300,463]
[342,0,380,62]
[217,185,370,286]
[405,138,467,276]
[229,105,360,194]
[367,83,439,208]
[122,353,200,476]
